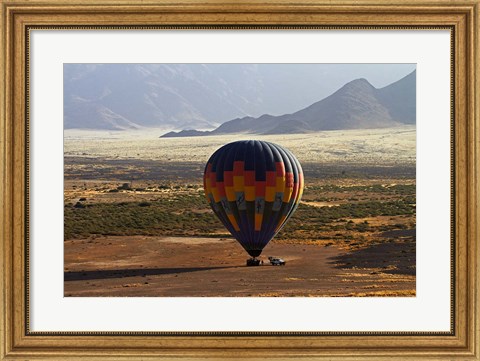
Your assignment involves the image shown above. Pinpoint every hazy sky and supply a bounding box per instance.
[243,64,417,113]
[305,63,416,88]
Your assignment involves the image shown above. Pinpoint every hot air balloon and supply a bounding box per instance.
[203,140,304,265]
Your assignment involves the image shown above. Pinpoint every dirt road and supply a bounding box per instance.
[64,236,415,297]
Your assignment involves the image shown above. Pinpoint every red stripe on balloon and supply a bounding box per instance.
[245,171,255,186]
[291,180,299,200]
[275,162,286,177]
[286,172,294,187]
[266,171,276,186]
[217,182,226,197]
[255,181,266,197]
[209,171,216,187]
[224,171,234,186]
[233,161,245,176]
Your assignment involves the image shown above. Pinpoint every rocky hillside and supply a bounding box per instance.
[162,70,416,137]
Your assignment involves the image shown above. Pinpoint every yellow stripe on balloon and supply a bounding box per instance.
[297,186,304,200]
[283,187,293,203]
[211,187,220,203]
[245,186,255,201]
[228,214,240,231]
[225,186,236,201]
[255,214,263,231]
[265,186,276,202]
[204,178,211,194]
[233,176,244,191]
[276,176,286,192]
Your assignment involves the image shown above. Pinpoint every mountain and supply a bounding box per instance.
[376,70,416,124]
[161,129,210,138]
[162,70,416,137]
[64,64,241,130]
[263,119,313,135]
[64,64,334,131]
[64,64,416,131]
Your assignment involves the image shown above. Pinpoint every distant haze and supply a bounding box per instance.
[64,63,416,131]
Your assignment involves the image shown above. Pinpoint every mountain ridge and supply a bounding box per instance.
[161,70,416,138]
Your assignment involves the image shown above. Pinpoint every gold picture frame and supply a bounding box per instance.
[1,0,478,359]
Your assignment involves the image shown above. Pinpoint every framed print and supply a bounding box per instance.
[1,0,478,359]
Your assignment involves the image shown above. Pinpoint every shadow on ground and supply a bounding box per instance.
[330,238,416,276]
[64,266,238,281]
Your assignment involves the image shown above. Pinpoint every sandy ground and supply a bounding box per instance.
[64,126,416,165]
[64,236,415,297]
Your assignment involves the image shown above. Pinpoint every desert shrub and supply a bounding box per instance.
[64,195,224,240]
[354,222,370,232]
[64,183,415,242]
[117,183,131,190]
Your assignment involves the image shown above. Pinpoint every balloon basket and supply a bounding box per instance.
[246,258,261,267]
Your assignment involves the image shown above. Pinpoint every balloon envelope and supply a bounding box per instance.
[203,140,304,257]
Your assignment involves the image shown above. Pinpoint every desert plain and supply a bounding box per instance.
[64,126,416,297]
